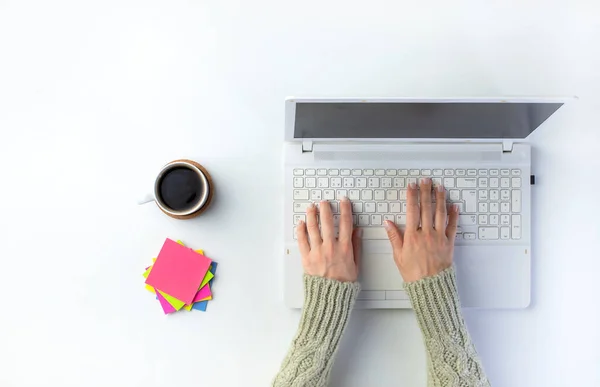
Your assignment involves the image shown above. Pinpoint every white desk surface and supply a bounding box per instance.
[1,1,599,386]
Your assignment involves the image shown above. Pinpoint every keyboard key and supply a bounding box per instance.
[478,178,488,188]
[386,169,397,176]
[490,214,499,225]
[459,214,477,225]
[478,190,488,200]
[361,190,373,200]
[294,177,303,188]
[402,202,407,213]
[383,214,395,223]
[330,201,339,213]
[479,215,488,225]
[433,169,443,176]
[294,202,311,213]
[375,169,385,176]
[317,169,327,176]
[490,178,499,188]
[368,177,380,188]
[386,190,398,201]
[479,202,488,212]
[407,177,418,187]
[463,232,476,240]
[444,169,454,176]
[311,190,322,200]
[410,169,420,176]
[353,215,357,225]
[512,190,521,212]
[377,203,388,213]
[336,189,348,199]
[396,214,406,224]
[478,169,488,176]
[323,189,335,200]
[512,177,521,188]
[343,177,354,188]
[421,169,432,176]
[341,169,351,176]
[364,169,374,176]
[490,169,499,176]
[490,190,499,201]
[293,169,304,176]
[356,177,367,188]
[381,178,392,188]
[501,214,510,225]
[501,190,510,201]
[306,178,317,188]
[455,233,463,239]
[449,190,460,201]
[479,227,499,240]
[318,177,329,188]
[293,214,305,225]
[467,169,477,176]
[490,202,499,213]
[501,169,510,176]
[352,169,362,176]
[398,169,408,176]
[331,177,342,188]
[371,214,383,225]
[511,215,521,239]
[462,190,477,213]
[501,178,510,188]
[293,190,309,200]
[358,214,370,226]
[306,169,316,176]
[393,178,405,188]
[352,202,363,213]
[349,189,360,200]
[457,178,477,188]
[329,169,339,176]
[443,177,455,188]
[432,178,442,188]
[399,190,407,200]
[374,190,385,201]
[365,202,376,213]
[390,202,401,213]
[501,202,510,213]
[456,169,466,176]
[501,227,510,239]
[511,169,521,176]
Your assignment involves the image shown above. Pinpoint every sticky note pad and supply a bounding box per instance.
[157,290,185,310]
[145,239,212,305]
[192,284,212,303]
[156,290,177,314]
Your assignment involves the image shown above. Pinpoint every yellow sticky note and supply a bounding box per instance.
[177,240,185,245]
[183,304,193,311]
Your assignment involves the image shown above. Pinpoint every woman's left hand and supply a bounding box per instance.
[296,197,362,282]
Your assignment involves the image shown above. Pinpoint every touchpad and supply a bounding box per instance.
[359,253,404,290]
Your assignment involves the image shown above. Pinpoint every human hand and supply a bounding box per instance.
[383,178,459,283]
[296,197,362,282]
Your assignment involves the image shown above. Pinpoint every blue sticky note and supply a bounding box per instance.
[193,262,218,311]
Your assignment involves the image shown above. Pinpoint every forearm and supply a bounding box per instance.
[273,275,360,387]
[405,267,491,387]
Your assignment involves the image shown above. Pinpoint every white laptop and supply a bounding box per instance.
[283,98,565,309]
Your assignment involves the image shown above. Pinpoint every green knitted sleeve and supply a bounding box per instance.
[273,275,360,387]
[404,266,491,387]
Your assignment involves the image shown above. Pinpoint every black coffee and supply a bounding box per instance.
[158,167,203,212]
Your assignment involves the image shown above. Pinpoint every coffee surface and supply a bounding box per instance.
[158,167,203,212]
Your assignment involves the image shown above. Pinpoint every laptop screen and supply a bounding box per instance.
[293,102,563,139]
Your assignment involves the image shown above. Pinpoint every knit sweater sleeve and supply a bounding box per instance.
[404,266,491,387]
[272,275,360,387]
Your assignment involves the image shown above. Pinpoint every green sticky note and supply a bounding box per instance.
[156,290,186,311]
[200,269,214,288]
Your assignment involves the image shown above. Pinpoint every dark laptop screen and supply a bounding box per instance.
[294,102,562,139]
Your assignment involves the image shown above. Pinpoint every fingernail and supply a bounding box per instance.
[384,220,392,230]
[437,184,445,192]
[341,196,349,202]
[453,204,459,213]
[409,182,417,189]
[308,202,315,209]
[356,228,363,237]
[298,220,305,226]
[420,177,431,185]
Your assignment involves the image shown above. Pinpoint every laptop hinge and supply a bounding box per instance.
[302,140,313,153]
[502,141,514,153]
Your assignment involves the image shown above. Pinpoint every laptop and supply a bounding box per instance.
[283,98,565,309]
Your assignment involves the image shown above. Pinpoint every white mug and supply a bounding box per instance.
[138,159,213,219]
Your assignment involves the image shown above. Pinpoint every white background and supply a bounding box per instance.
[1,1,599,386]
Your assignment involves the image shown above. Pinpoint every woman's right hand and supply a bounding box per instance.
[383,178,459,283]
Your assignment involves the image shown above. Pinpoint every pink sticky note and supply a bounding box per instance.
[156,290,177,314]
[145,239,212,305]
[192,284,212,303]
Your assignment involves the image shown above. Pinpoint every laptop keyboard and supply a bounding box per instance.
[292,168,523,241]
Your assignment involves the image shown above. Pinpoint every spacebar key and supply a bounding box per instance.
[361,227,392,240]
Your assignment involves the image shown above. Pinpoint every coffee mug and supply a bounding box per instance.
[138,159,214,219]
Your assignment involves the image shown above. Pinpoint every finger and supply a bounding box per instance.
[434,184,448,231]
[338,197,353,243]
[306,203,322,245]
[446,204,459,241]
[296,220,311,256]
[406,182,421,231]
[384,220,404,253]
[352,228,362,274]
[319,200,335,242]
[419,178,434,229]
